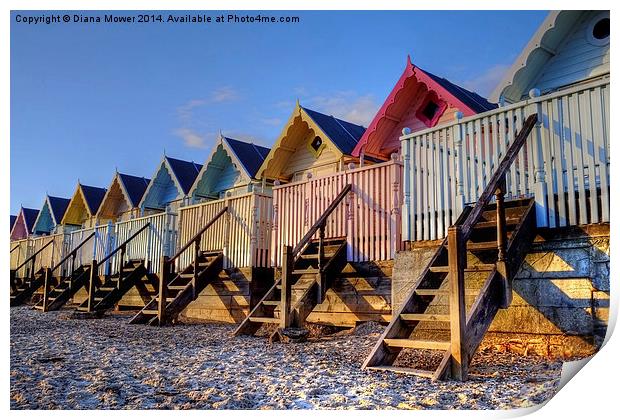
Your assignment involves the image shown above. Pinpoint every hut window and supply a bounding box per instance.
[422,101,439,121]
[587,12,610,46]
[308,136,325,157]
[416,95,447,128]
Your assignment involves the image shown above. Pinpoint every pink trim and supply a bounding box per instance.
[352,55,478,158]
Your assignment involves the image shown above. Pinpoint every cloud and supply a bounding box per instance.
[177,99,206,122]
[210,86,239,103]
[459,64,511,98]
[305,91,380,126]
[174,128,208,149]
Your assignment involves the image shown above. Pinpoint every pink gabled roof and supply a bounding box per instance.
[352,56,496,159]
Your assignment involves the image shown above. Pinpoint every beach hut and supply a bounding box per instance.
[138,155,202,215]
[257,102,366,183]
[60,183,107,229]
[189,134,270,202]
[96,172,150,223]
[366,11,610,380]
[351,55,497,161]
[130,136,274,325]
[10,207,39,241]
[31,195,71,236]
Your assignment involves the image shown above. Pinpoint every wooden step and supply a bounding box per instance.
[474,218,520,229]
[141,309,159,315]
[429,264,495,273]
[168,285,187,290]
[248,316,279,324]
[262,300,280,306]
[99,286,116,292]
[466,241,500,251]
[383,338,450,350]
[292,268,320,275]
[299,252,336,260]
[400,313,450,322]
[366,365,435,378]
[414,289,480,297]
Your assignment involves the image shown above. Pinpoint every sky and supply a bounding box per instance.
[10,10,547,214]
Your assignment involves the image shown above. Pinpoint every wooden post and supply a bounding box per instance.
[447,225,467,381]
[345,170,355,261]
[401,129,412,242]
[454,112,466,216]
[495,177,511,308]
[158,256,169,326]
[390,153,401,257]
[192,237,200,300]
[529,88,549,228]
[317,224,326,302]
[29,254,36,283]
[87,259,97,312]
[118,245,126,287]
[280,246,292,329]
[42,269,50,312]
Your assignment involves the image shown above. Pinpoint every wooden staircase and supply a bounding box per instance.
[10,268,50,307]
[234,184,351,337]
[74,223,153,316]
[233,237,347,335]
[129,207,228,326]
[10,239,54,306]
[75,260,148,314]
[33,265,92,312]
[363,114,539,381]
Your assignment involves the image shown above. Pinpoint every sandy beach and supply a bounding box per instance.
[10,306,562,409]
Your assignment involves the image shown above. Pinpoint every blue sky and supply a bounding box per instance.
[10,10,547,214]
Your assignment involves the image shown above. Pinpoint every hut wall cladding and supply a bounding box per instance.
[271,158,403,266]
[401,78,610,242]
[178,191,272,270]
[10,239,30,278]
[64,224,114,274]
[112,211,178,275]
[29,233,66,273]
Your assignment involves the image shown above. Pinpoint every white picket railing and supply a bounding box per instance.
[64,224,114,274]
[400,77,610,241]
[112,211,178,275]
[178,191,272,270]
[271,158,403,266]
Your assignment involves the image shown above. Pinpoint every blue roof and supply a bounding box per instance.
[118,173,151,207]
[301,107,366,155]
[21,207,40,234]
[419,68,498,114]
[166,157,203,194]
[10,215,16,231]
[225,137,270,178]
[80,185,107,215]
[47,196,70,223]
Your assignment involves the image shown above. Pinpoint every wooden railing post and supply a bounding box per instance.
[192,236,200,300]
[42,269,50,312]
[29,253,36,282]
[280,246,292,329]
[390,153,401,257]
[495,177,511,308]
[454,111,466,216]
[118,245,126,286]
[87,259,97,312]
[401,129,412,242]
[158,256,169,326]
[447,225,467,381]
[345,173,355,261]
[317,224,326,301]
[529,88,549,228]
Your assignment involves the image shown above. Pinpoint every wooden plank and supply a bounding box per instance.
[383,338,450,350]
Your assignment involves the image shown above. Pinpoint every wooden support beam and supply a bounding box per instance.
[447,225,467,381]
[42,269,50,312]
[158,256,169,326]
[280,246,292,329]
[495,177,511,308]
[87,259,97,312]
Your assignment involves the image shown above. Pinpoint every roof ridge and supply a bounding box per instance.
[330,114,358,144]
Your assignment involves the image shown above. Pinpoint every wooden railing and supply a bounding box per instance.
[401,78,610,241]
[280,184,351,328]
[447,114,537,380]
[84,223,151,312]
[113,211,178,275]
[179,191,272,269]
[12,239,53,280]
[157,207,228,325]
[271,157,402,265]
